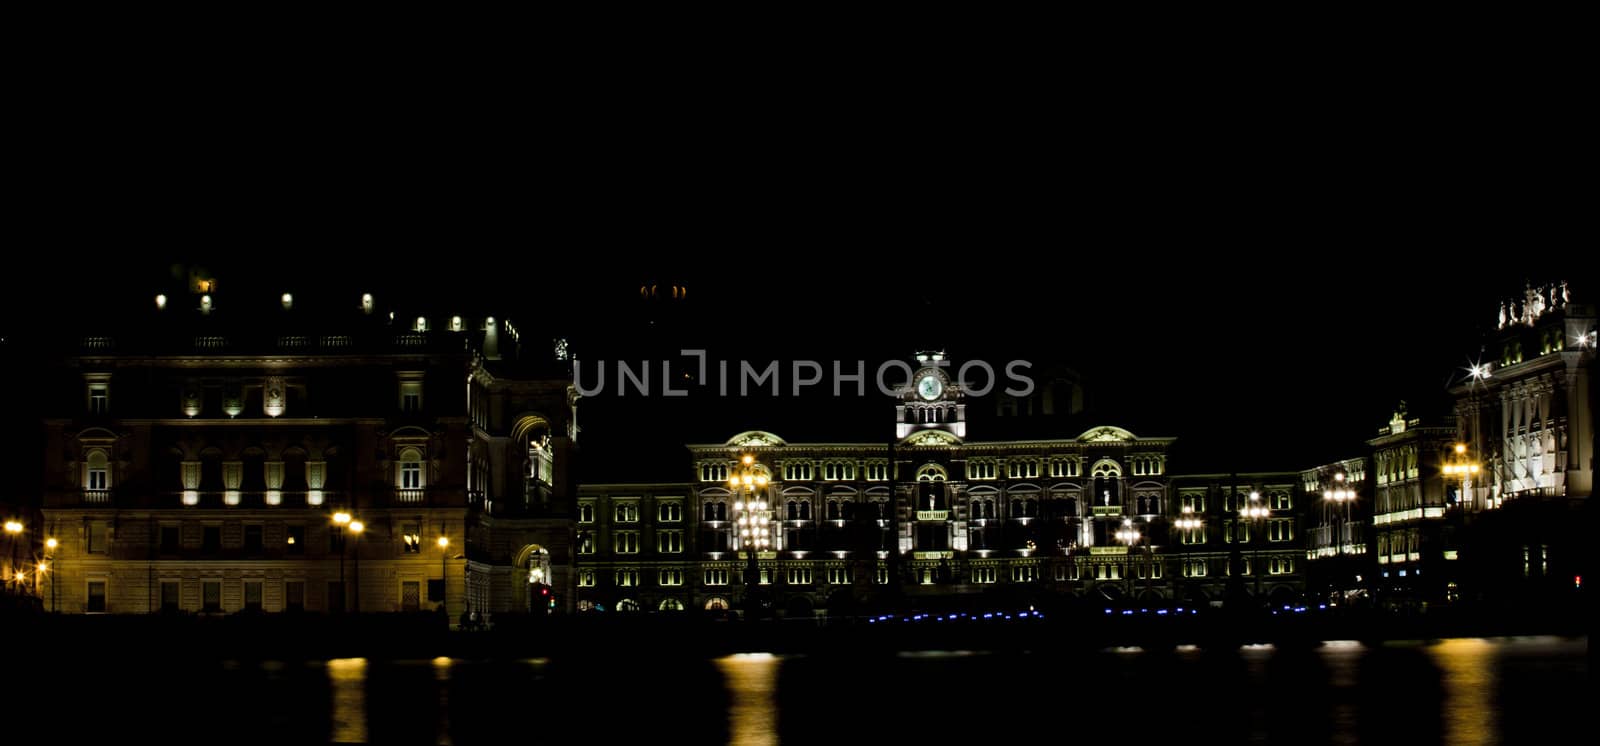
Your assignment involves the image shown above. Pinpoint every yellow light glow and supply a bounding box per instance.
[37,562,48,572]
[46,538,58,550]
[287,536,296,545]
[155,294,167,309]
[1469,465,1479,473]
[3,521,21,533]
[1334,473,1346,482]
[742,455,754,465]
[1455,444,1467,454]
[729,476,740,487]
[755,476,768,486]
[13,571,24,581]
[437,536,450,548]
[333,512,351,525]
[743,475,753,486]
[349,521,364,533]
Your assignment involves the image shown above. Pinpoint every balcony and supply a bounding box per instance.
[395,489,427,504]
[1091,505,1122,517]
[1089,545,1128,555]
[916,510,949,521]
[82,489,111,505]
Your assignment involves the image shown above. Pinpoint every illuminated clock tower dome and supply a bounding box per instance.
[895,351,966,441]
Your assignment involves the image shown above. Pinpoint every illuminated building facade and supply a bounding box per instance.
[37,290,578,619]
[573,354,1306,615]
[1448,285,1592,603]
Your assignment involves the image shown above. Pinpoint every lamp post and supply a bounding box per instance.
[1174,507,1203,601]
[1325,473,1357,555]
[1441,443,1482,510]
[1241,491,1268,601]
[729,455,771,619]
[436,536,450,617]
[333,512,352,613]
[45,537,58,612]
[3,520,21,596]
[1115,519,1140,599]
[349,520,364,613]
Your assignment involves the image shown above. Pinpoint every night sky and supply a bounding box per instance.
[8,56,1585,481]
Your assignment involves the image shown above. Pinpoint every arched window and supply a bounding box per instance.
[659,598,685,611]
[799,501,812,520]
[787,500,799,521]
[616,599,640,612]
[705,597,730,611]
[916,464,948,482]
[399,447,424,489]
[86,449,110,491]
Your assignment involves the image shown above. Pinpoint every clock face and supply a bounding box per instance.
[917,375,943,400]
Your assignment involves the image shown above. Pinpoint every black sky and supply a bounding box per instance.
[8,44,1586,479]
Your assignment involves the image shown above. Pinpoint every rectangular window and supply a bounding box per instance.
[400,382,423,412]
[875,566,889,585]
[703,568,729,586]
[657,502,682,523]
[615,570,640,587]
[1007,460,1039,479]
[1270,520,1293,542]
[578,532,595,554]
[658,569,684,586]
[286,525,304,555]
[88,383,109,414]
[202,581,221,612]
[865,462,889,481]
[700,463,728,482]
[1181,494,1206,513]
[614,503,639,523]
[1185,560,1207,577]
[244,525,263,554]
[401,461,423,490]
[202,526,221,554]
[244,582,263,611]
[613,531,639,554]
[285,581,305,611]
[428,579,444,602]
[1011,565,1038,582]
[826,567,852,585]
[785,568,813,585]
[401,581,420,612]
[401,522,421,553]
[87,521,107,553]
[1182,527,1207,545]
[657,530,683,554]
[783,462,813,481]
[578,502,595,523]
[160,581,180,611]
[578,570,596,587]
[1270,492,1292,510]
[87,580,107,612]
[824,462,856,481]
[160,525,180,554]
[968,461,996,480]
[972,566,997,584]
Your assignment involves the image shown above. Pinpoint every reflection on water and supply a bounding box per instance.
[31,637,1583,743]
[1428,639,1496,746]
[327,658,368,744]
[715,653,779,746]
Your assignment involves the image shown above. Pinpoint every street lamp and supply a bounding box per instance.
[45,537,58,612]
[1115,519,1141,598]
[1174,507,1203,599]
[4,520,21,595]
[729,455,771,618]
[348,520,364,613]
[1324,472,1357,555]
[1441,443,1482,510]
[1240,491,1269,600]
[332,512,353,613]
[436,536,450,616]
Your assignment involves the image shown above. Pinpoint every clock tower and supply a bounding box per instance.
[895,351,967,441]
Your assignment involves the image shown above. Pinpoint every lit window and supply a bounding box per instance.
[658,569,684,586]
[972,566,997,584]
[578,570,596,587]
[657,530,683,553]
[824,462,856,481]
[875,565,889,585]
[783,462,813,481]
[785,568,813,585]
[1007,459,1039,479]
[865,462,889,481]
[85,450,110,492]
[399,447,424,490]
[657,502,682,523]
[578,503,595,523]
[88,383,109,414]
[966,461,995,480]
[703,569,730,586]
[1011,564,1038,582]
[826,567,851,585]
[400,382,423,413]
[577,532,595,554]
[614,531,639,554]
[700,463,728,482]
[614,570,640,587]
[615,503,639,523]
